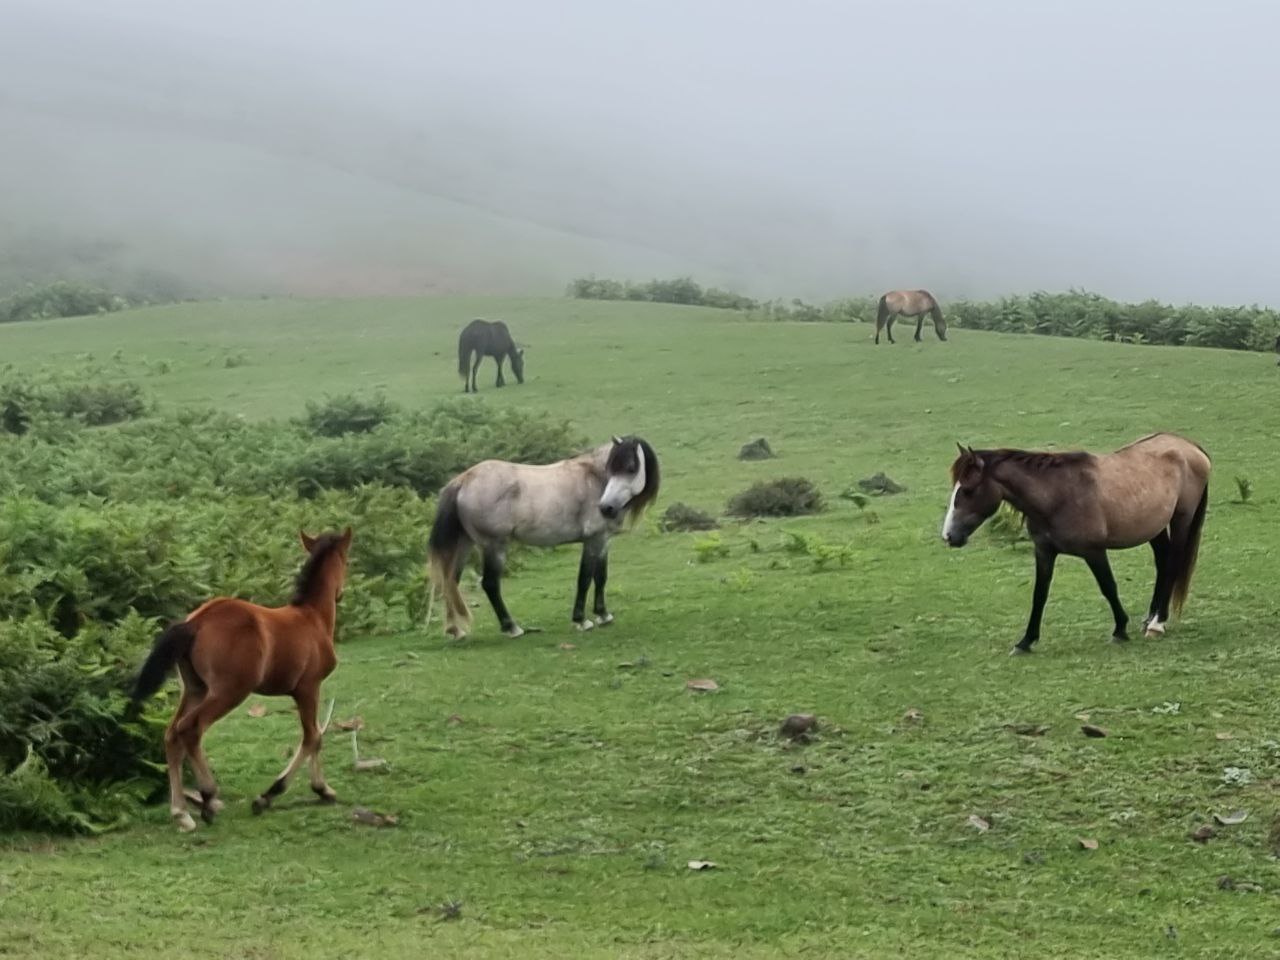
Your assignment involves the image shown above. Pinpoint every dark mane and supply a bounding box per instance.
[951,448,1091,483]
[290,533,346,606]
[606,436,661,524]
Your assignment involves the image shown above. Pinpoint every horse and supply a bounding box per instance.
[427,436,660,639]
[130,528,352,832]
[458,318,524,393]
[941,433,1210,655]
[1274,333,1279,365]
[875,290,947,344]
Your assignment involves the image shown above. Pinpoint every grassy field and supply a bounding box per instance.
[2,297,1279,958]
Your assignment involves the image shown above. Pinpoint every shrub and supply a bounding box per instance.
[660,502,719,532]
[727,477,825,518]
[0,281,125,325]
[0,613,168,833]
[299,393,402,437]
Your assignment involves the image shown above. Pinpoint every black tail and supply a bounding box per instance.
[457,334,470,380]
[428,483,465,555]
[876,294,890,325]
[1171,485,1209,615]
[131,621,196,702]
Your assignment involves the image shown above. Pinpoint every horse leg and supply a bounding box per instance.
[1150,509,1194,633]
[572,546,598,631]
[874,318,881,345]
[176,690,242,825]
[914,315,924,342]
[471,354,482,393]
[495,355,505,388]
[252,687,326,813]
[590,540,613,626]
[1013,544,1058,654]
[1143,531,1172,634]
[164,687,204,832]
[887,317,896,344]
[480,547,522,637]
[297,685,335,803]
[1083,551,1129,643]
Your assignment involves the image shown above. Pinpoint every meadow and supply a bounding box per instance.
[2,296,1279,959]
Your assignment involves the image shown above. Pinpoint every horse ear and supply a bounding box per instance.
[611,435,622,445]
[341,526,353,547]
[299,530,317,551]
[956,442,967,457]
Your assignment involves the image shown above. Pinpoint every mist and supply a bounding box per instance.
[3,0,1277,304]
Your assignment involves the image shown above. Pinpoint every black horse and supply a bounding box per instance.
[457,319,524,393]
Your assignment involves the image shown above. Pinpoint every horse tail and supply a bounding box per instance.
[457,330,471,380]
[1171,483,1209,616]
[130,621,197,701]
[876,294,890,326]
[427,482,472,633]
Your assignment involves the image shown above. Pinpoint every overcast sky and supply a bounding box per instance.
[2,0,1276,303]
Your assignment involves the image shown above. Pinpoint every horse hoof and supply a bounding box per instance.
[1009,645,1033,656]
[173,812,198,833]
[595,614,615,627]
[575,620,595,632]
[313,786,337,804]
[251,796,270,816]
[445,626,468,641]
[503,625,525,638]
[1144,620,1166,638]
[200,803,218,825]
[1108,634,1130,645]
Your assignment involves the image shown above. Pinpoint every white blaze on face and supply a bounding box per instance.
[601,444,646,515]
[941,483,961,542]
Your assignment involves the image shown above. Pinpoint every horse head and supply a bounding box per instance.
[942,444,1001,547]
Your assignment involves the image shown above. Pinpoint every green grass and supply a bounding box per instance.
[3,298,1280,958]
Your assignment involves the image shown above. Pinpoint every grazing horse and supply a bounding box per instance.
[458,318,524,393]
[130,528,353,831]
[941,434,1210,654]
[875,289,947,344]
[427,436,660,639]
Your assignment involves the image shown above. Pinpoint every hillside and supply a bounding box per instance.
[3,297,1279,959]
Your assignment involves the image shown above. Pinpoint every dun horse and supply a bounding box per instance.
[458,318,524,393]
[131,528,352,831]
[941,434,1209,654]
[875,290,947,344]
[427,436,660,639]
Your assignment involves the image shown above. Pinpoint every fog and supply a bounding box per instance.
[3,0,1277,303]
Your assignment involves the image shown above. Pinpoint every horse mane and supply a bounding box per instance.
[606,436,661,525]
[951,448,1090,483]
[290,533,346,606]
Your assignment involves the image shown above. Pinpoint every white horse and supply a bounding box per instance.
[427,436,660,639]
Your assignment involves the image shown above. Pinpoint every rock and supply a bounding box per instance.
[737,438,775,461]
[856,472,906,495]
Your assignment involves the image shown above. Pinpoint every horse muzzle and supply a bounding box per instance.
[599,503,619,520]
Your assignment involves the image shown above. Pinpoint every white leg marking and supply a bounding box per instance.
[597,613,614,626]
[173,810,198,832]
[504,624,525,638]
[576,619,595,632]
[1144,618,1165,637]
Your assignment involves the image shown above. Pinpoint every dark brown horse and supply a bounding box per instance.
[875,290,947,344]
[458,319,524,393]
[131,529,352,831]
[942,434,1210,654]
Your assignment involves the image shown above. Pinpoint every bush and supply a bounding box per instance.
[0,613,168,833]
[0,375,147,434]
[299,393,402,437]
[0,281,127,325]
[727,477,825,518]
[659,502,719,532]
